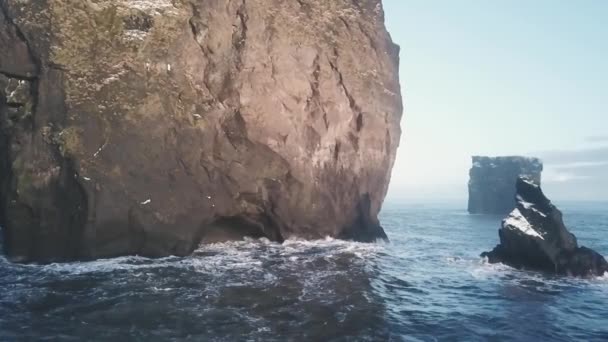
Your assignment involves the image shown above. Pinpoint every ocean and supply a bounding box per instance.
[1,201,607,341]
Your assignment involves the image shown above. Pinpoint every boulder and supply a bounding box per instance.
[468,156,543,214]
[482,177,608,277]
[0,0,402,262]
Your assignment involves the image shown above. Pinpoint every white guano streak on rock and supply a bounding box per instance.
[517,195,547,217]
[522,178,539,188]
[124,29,148,41]
[504,208,544,240]
[517,195,534,209]
[531,207,547,218]
[123,0,176,14]
[93,142,107,158]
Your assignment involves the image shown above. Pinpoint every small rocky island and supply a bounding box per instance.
[482,177,608,277]
[468,156,543,214]
[0,0,402,262]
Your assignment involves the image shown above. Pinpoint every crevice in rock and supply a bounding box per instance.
[264,7,278,84]
[0,7,89,262]
[55,159,89,260]
[0,6,43,259]
[187,2,220,105]
[328,50,364,134]
[385,128,391,153]
[333,141,341,162]
[1,75,35,132]
[355,112,363,132]
[0,70,35,82]
[188,1,249,106]
[233,0,249,68]
[329,58,359,114]
[305,52,328,125]
[311,53,321,95]
[0,2,41,77]
[0,3,40,129]
[338,193,388,242]
[221,110,248,150]
[188,2,208,49]
[338,17,350,31]
[304,125,321,151]
[348,132,359,152]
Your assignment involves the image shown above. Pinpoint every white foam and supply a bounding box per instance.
[36,255,176,275]
[470,260,514,280]
[596,273,608,283]
[13,235,384,308]
[152,287,174,292]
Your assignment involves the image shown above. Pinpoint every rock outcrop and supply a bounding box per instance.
[0,0,403,262]
[468,156,543,215]
[482,177,608,277]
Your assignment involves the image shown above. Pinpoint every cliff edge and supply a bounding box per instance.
[0,0,403,262]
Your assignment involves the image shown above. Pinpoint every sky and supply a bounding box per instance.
[382,0,608,201]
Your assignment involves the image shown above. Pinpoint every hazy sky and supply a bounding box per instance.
[383,0,608,201]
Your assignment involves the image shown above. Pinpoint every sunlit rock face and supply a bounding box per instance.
[482,177,608,277]
[0,0,403,262]
[468,156,543,215]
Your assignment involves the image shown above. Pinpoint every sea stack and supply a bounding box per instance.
[468,156,543,214]
[0,0,403,262]
[482,177,608,277]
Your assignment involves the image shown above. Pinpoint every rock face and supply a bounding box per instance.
[482,177,608,277]
[0,0,403,262]
[468,156,543,215]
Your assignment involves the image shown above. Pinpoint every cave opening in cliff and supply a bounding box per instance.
[199,216,283,244]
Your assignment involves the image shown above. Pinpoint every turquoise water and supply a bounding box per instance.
[1,201,607,341]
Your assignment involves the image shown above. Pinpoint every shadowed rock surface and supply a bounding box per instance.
[468,156,543,215]
[0,0,402,262]
[482,177,608,277]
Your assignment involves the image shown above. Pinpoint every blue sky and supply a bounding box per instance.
[383,0,608,201]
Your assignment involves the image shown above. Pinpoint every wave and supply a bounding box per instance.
[6,237,384,276]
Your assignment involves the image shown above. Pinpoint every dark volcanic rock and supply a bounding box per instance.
[482,177,608,277]
[468,156,543,214]
[0,0,402,262]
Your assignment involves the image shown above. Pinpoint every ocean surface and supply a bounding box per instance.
[1,201,607,341]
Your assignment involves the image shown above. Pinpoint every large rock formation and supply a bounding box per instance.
[482,177,608,277]
[468,156,543,214]
[0,0,403,262]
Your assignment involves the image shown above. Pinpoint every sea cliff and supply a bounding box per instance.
[0,0,403,262]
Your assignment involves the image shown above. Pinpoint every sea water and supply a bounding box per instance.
[1,201,607,341]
